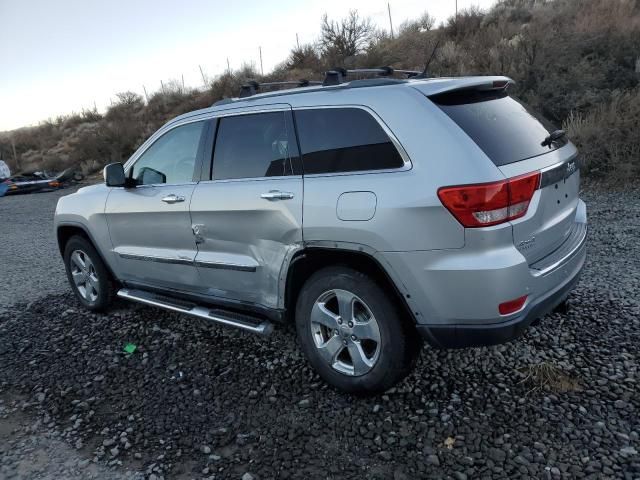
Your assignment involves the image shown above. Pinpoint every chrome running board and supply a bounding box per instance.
[117,288,273,336]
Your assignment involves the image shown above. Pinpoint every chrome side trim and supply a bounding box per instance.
[118,252,258,272]
[118,252,194,266]
[194,260,257,272]
[117,288,273,335]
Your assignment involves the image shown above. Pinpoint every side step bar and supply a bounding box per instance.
[117,288,273,336]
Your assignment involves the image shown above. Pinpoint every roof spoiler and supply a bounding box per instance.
[416,77,516,98]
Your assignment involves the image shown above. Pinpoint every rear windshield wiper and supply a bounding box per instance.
[541,129,566,147]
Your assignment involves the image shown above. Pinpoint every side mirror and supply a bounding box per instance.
[103,163,127,187]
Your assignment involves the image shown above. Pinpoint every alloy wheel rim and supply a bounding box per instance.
[70,250,99,302]
[310,289,381,376]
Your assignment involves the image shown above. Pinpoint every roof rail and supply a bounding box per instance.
[238,79,322,98]
[323,66,422,86]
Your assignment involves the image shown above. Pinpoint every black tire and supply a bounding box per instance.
[63,235,115,311]
[295,266,420,394]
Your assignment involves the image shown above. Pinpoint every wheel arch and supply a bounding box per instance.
[284,246,417,327]
[56,222,117,281]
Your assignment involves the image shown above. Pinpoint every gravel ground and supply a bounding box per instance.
[0,188,77,313]
[0,186,639,479]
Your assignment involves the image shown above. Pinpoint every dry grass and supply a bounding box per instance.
[574,0,640,33]
[518,362,582,394]
[564,88,640,180]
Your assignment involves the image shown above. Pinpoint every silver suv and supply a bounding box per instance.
[54,72,587,393]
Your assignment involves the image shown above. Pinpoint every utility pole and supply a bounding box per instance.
[296,33,300,49]
[160,79,165,94]
[181,74,185,91]
[10,136,19,171]
[456,0,458,23]
[227,57,231,74]
[259,46,264,76]
[199,65,207,87]
[142,85,149,103]
[388,2,394,39]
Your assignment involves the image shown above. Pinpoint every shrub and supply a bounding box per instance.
[564,88,640,180]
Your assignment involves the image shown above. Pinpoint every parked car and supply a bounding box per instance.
[3,171,63,195]
[54,72,587,393]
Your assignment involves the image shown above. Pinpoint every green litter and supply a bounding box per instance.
[123,343,137,355]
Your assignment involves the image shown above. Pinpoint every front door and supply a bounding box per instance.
[105,119,209,291]
[189,107,303,309]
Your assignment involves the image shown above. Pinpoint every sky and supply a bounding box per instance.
[0,0,496,131]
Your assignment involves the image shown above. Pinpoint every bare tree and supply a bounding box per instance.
[320,10,376,63]
[399,12,436,35]
[114,91,144,107]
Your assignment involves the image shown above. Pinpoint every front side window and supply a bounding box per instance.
[294,108,405,174]
[212,111,299,180]
[131,121,205,185]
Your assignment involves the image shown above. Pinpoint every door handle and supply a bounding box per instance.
[260,190,294,200]
[161,194,185,204]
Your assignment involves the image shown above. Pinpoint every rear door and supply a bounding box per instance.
[189,106,303,309]
[430,88,579,264]
[105,119,209,290]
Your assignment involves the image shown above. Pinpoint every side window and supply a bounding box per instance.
[131,121,205,185]
[295,108,404,174]
[212,111,299,180]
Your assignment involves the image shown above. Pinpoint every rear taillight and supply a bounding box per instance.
[437,172,540,228]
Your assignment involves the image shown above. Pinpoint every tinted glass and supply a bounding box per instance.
[295,108,404,174]
[431,90,566,166]
[212,111,299,180]
[131,121,205,185]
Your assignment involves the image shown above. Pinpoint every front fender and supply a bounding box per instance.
[54,185,118,277]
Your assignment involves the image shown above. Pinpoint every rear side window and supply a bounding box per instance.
[431,90,567,166]
[295,108,404,174]
[212,111,299,180]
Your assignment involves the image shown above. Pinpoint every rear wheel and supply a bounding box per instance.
[63,236,114,311]
[295,266,419,394]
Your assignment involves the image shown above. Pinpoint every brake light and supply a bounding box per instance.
[499,295,528,315]
[438,172,540,227]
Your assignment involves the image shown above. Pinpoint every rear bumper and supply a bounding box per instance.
[418,262,582,348]
[382,199,587,349]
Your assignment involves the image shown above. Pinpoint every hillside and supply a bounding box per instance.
[1,0,639,181]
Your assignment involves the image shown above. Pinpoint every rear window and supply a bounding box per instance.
[431,90,567,166]
[295,108,404,174]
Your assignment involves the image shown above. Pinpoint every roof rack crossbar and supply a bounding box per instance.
[322,67,422,86]
[218,66,426,105]
[238,79,323,98]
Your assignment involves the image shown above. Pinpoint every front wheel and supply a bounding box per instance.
[63,235,114,311]
[295,267,419,394]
